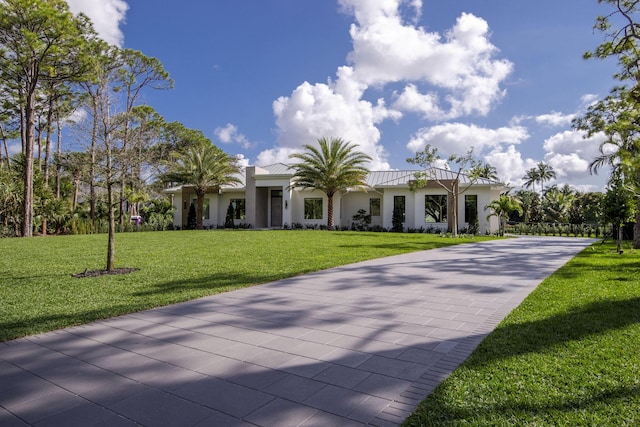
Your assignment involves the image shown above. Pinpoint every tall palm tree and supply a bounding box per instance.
[166,143,241,230]
[523,168,540,193]
[289,137,371,230]
[486,194,523,236]
[536,162,556,194]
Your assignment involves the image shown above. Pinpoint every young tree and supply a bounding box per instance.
[289,137,372,230]
[0,0,94,236]
[486,194,523,236]
[407,144,481,236]
[164,142,241,230]
[603,177,635,253]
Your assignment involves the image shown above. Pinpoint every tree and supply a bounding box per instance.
[0,0,94,236]
[603,176,636,253]
[523,168,540,194]
[543,185,574,223]
[469,162,499,181]
[165,142,241,230]
[113,49,172,226]
[486,194,523,236]
[536,162,556,194]
[573,0,640,248]
[289,137,371,230]
[407,144,481,236]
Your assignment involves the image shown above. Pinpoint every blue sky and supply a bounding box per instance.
[65,0,619,191]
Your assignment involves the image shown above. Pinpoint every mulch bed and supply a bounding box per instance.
[72,268,139,278]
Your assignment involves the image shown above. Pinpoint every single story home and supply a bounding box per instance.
[165,163,507,233]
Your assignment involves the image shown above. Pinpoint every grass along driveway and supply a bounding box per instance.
[404,242,640,426]
[0,230,491,342]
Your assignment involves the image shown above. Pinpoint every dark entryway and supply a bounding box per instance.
[271,190,283,227]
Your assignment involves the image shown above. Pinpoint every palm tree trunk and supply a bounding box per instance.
[327,193,334,230]
[196,193,204,230]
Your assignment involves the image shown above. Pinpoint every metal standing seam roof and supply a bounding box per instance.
[165,164,504,192]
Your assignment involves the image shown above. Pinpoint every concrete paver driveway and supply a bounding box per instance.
[0,236,595,426]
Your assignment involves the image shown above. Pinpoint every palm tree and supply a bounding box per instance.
[523,168,540,193]
[469,162,499,181]
[486,194,523,236]
[165,143,241,230]
[290,137,371,230]
[536,162,556,194]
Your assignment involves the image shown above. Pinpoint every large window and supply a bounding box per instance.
[304,198,323,219]
[230,198,246,219]
[465,195,478,223]
[370,198,381,216]
[425,195,447,223]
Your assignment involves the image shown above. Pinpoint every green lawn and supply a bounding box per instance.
[0,230,490,342]
[404,242,640,426]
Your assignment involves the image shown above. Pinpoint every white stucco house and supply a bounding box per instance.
[165,163,507,233]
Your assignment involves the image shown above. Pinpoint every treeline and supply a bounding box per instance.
[0,0,223,239]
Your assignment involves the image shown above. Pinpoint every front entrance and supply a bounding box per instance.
[271,190,283,227]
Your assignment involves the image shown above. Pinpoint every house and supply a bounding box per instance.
[165,163,507,233]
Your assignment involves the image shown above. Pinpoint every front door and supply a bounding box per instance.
[271,190,283,227]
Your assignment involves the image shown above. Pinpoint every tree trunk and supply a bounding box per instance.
[21,90,35,238]
[327,192,334,230]
[55,106,62,199]
[89,96,98,224]
[196,193,204,230]
[634,199,640,250]
[106,182,116,271]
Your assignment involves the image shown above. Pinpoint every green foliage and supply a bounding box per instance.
[225,201,235,228]
[290,137,372,230]
[485,194,523,236]
[0,231,496,341]
[404,242,640,426]
[164,142,241,230]
[351,208,372,231]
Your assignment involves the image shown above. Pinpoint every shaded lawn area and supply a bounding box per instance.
[404,242,640,426]
[0,230,492,342]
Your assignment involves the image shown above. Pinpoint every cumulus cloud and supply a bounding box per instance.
[65,0,128,47]
[262,0,512,170]
[484,145,538,187]
[535,112,575,127]
[406,122,529,155]
[542,129,606,181]
[214,123,253,149]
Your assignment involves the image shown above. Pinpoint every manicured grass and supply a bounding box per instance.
[404,242,640,426]
[0,230,492,342]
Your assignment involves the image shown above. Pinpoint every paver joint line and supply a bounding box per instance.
[0,236,594,426]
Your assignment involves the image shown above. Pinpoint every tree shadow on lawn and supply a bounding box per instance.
[469,296,640,366]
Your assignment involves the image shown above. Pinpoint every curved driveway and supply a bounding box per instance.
[0,236,596,426]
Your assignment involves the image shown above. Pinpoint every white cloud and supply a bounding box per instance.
[263,0,512,170]
[541,129,606,181]
[484,145,537,187]
[406,122,529,155]
[256,147,302,167]
[214,123,253,149]
[65,0,128,47]
[535,112,575,127]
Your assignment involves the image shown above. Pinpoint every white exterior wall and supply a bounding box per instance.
[340,191,383,228]
[290,189,327,227]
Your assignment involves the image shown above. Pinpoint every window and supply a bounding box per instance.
[304,198,323,219]
[425,195,447,223]
[191,197,210,219]
[465,195,478,223]
[370,198,381,216]
[393,196,405,221]
[230,198,246,219]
